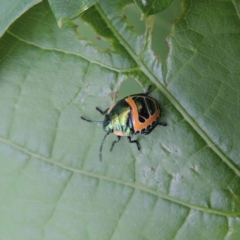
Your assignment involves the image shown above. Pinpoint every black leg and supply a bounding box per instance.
[144,85,153,95]
[127,136,140,151]
[110,136,121,151]
[96,107,109,115]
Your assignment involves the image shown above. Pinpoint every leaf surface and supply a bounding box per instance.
[48,0,98,26]
[0,0,40,37]
[134,0,173,18]
[0,0,240,239]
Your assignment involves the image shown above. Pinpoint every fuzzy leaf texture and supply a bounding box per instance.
[0,0,240,239]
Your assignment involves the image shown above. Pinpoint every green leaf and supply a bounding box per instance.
[0,0,240,239]
[0,0,41,37]
[134,0,173,19]
[48,0,98,27]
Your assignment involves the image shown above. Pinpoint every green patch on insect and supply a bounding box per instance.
[81,85,167,161]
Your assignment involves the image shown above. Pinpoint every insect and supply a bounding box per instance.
[81,85,166,161]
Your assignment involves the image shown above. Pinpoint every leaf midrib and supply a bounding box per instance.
[1,136,239,217]
[3,2,239,217]
[94,3,240,178]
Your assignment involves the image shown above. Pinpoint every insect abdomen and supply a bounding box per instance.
[125,95,160,134]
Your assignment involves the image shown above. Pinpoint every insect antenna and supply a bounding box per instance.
[80,117,103,124]
[99,131,111,161]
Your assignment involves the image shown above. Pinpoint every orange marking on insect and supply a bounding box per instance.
[113,130,128,136]
[125,96,160,132]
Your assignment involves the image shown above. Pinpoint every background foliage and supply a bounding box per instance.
[0,0,240,239]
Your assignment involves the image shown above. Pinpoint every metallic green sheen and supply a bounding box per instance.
[103,99,134,136]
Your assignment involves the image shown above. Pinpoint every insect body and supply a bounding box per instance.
[81,85,166,161]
